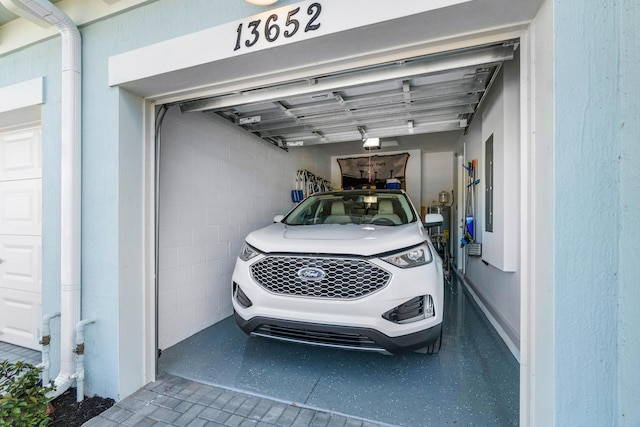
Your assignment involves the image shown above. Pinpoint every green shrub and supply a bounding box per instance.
[0,360,55,427]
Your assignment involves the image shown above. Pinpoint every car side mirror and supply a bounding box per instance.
[273,214,285,223]
[424,213,444,227]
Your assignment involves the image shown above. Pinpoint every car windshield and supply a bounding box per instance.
[283,191,417,226]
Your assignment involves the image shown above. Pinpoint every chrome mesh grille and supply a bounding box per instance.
[250,256,391,299]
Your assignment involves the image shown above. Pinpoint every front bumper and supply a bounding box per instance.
[231,251,444,353]
[234,311,442,354]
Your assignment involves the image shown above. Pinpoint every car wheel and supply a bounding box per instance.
[414,326,443,354]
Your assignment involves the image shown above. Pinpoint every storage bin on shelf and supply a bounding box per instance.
[386,178,401,189]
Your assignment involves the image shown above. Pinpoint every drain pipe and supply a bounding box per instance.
[39,312,61,385]
[70,319,95,402]
[1,0,83,399]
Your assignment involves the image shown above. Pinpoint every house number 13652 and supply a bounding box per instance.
[234,3,322,51]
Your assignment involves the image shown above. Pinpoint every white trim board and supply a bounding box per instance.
[455,269,521,362]
[109,0,472,88]
[0,78,43,130]
[0,78,43,114]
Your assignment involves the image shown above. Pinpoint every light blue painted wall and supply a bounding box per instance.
[116,88,145,398]
[78,21,121,398]
[74,0,300,400]
[554,0,623,424]
[618,1,640,424]
[0,39,63,377]
[0,0,299,400]
[92,0,300,57]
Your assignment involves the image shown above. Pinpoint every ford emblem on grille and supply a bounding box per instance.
[298,267,325,281]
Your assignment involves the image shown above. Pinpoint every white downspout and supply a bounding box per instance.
[1,0,82,398]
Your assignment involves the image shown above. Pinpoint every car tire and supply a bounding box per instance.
[414,326,443,354]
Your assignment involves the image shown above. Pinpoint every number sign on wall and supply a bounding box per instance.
[234,3,322,51]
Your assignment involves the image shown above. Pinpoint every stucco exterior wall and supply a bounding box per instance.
[554,0,627,424]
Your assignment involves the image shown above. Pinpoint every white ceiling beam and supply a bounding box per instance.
[180,44,514,113]
[282,119,461,146]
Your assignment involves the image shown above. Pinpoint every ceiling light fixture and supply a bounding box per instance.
[358,126,380,150]
[244,0,278,5]
[363,137,381,150]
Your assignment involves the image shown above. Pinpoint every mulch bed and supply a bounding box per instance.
[48,388,115,427]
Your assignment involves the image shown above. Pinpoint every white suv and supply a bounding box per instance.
[231,190,444,354]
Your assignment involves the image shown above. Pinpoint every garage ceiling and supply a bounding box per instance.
[180,41,517,152]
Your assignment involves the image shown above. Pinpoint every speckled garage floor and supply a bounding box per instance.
[158,277,519,426]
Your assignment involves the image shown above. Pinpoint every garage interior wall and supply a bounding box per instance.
[422,151,455,210]
[455,50,521,353]
[158,108,330,349]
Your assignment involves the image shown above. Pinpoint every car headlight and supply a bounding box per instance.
[239,243,261,261]
[381,243,433,268]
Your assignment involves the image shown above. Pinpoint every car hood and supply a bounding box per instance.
[245,222,427,256]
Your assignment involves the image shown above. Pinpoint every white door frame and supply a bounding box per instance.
[143,100,158,384]
[517,14,555,425]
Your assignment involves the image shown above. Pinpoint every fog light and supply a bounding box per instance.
[382,295,434,324]
[233,282,253,308]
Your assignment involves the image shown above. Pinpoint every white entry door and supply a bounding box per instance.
[0,125,42,350]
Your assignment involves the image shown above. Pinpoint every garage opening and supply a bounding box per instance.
[155,40,521,425]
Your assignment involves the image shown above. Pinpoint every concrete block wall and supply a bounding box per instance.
[158,108,329,349]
